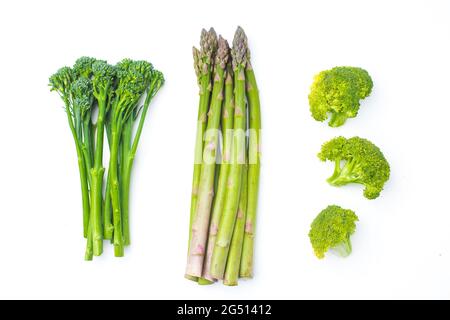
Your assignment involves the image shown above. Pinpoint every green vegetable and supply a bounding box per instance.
[187,29,218,282]
[309,66,373,127]
[318,136,390,199]
[50,66,91,239]
[185,27,261,286]
[202,62,234,282]
[107,59,159,257]
[186,36,229,278]
[224,162,248,286]
[210,27,248,280]
[240,47,261,279]
[309,205,359,259]
[50,57,164,260]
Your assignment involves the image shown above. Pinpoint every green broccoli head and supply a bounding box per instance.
[91,60,116,100]
[115,59,152,106]
[309,66,373,127]
[318,136,390,199]
[71,77,93,116]
[309,205,358,259]
[73,56,98,78]
[49,67,74,98]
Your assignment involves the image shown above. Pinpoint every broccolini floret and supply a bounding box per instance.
[309,205,358,259]
[318,136,390,199]
[309,66,373,127]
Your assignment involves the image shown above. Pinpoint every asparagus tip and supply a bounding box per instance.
[215,36,230,69]
[232,26,248,70]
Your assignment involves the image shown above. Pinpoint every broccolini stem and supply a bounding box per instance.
[110,121,124,257]
[64,98,91,238]
[224,162,248,286]
[90,98,107,256]
[103,118,114,240]
[240,55,261,278]
[82,115,94,169]
[121,117,133,246]
[84,220,93,261]
[103,169,113,240]
[210,28,248,279]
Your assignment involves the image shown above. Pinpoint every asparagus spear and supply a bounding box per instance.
[186,36,229,278]
[210,27,248,279]
[224,162,248,286]
[186,28,217,281]
[198,163,221,285]
[201,63,235,281]
[240,47,261,278]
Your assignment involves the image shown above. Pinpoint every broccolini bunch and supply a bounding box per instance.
[49,57,164,260]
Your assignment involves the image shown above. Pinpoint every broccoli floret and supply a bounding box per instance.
[309,205,358,259]
[73,56,98,79]
[91,60,115,102]
[309,66,373,127]
[318,136,390,199]
[49,67,74,98]
[71,77,94,115]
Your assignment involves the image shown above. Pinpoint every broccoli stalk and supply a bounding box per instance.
[309,205,359,259]
[49,67,91,239]
[318,136,390,199]
[120,68,164,246]
[107,60,148,257]
[89,61,115,256]
[309,66,373,127]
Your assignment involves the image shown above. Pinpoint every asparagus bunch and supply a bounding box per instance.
[49,57,164,260]
[186,27,261,286]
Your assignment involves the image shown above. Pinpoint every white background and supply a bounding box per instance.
[0,0,449,300]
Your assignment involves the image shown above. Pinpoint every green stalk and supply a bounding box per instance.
[103,169,113,240]
[224,162,248,286]
[85,221,93,261]
[103,116,113,240]
[201,65,234,281]
[110,117,124,257]
[82,114,94,170]
[120,76,164,247]
[90,98,107,256]
[186,29,218,282]
[210,28,248,280]
[186,36,228,278]
[240,56,261,278]
[64,98,90,239]
[197,163,221,286]
[121,116,133,246]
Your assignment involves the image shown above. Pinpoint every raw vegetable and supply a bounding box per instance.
[202,62,234,282]
[186,36,230,277]
[210,27,248,280]
[318,136,390,199]
[185,27,261,286]
[309,205,359,259]
[240,46,261,279]
[187,29,218,281]
[49,57,164,259]
[309,66,373,127]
